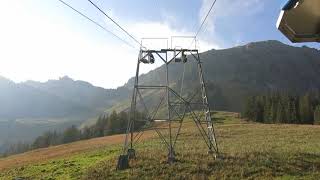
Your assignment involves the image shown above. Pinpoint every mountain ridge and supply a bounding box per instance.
[1,40,320,145]
[0,75,130,146]
[115,40,320,112]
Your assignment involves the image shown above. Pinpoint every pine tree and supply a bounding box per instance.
[281,94,289,123]
[270,100,278,123]
[81,126,92,140]
[95,115,106,137]
[243,96,255,121]
[314,106,320,125]
[299,94,313,124]
[118,111,128,132]
[263,96,271,123]
[62,125,80,143]
[286,97,298,124]
[276,102,285,123]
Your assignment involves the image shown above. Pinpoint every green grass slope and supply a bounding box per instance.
[1,112,320,179]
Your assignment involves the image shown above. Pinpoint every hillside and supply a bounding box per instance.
[113,40,320,113]
[1,112,320,179]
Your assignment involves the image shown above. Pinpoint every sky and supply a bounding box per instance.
[0,0,318,88]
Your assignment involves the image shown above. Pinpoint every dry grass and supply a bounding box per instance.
[85,113,320,180]
[0,131,155,171]
[1,111,320,179]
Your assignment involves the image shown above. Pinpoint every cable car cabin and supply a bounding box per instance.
[277,0,320,43]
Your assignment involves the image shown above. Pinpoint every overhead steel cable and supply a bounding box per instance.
[189,0,218,48]
[196,0,218,38]
[57,0,137,49]
[87,0,144,48]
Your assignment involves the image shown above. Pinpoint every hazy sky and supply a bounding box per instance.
[0,0,318,88]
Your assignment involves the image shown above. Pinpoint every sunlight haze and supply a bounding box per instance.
[0,0,315,88]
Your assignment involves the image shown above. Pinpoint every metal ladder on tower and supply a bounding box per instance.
[197,55,219,155]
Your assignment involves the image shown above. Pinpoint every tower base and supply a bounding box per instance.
[128,148,136,159]
[116,155,129,170]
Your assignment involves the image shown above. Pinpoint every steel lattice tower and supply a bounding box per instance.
[117,41,219,170]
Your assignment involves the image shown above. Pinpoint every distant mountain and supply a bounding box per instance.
[0,76,130,146]
[0,76,129,119]
[24,76,130,113]
[0,78,89,120]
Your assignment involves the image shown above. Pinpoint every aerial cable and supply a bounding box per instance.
[195,0,218,38]
[180,63,186,96]
[87,0,144,48]
[178,62,187,115]
[57,0,137,49]
[189,0,218,48]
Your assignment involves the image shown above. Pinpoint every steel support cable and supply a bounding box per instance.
[57,0,137,49]
[180,63,186,97]
[189,0,218,48]
[87,0,144,48]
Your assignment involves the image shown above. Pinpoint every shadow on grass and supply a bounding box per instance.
[84,151,320,180]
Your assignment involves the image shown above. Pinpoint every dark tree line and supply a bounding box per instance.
[243,91,320,125]
[1,111,146,157]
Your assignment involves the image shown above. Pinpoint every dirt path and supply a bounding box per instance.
[0,131,155,171]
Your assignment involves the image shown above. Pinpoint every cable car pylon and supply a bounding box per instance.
[117,38,219,170]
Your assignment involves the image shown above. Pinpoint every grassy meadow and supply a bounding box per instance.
[1,111,320,179]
